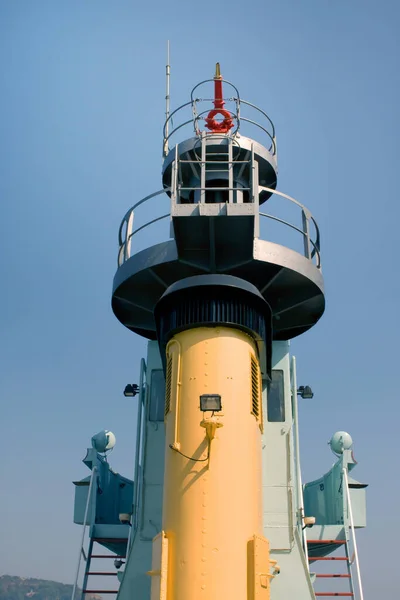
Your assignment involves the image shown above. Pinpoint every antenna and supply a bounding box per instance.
[163,40,171,157]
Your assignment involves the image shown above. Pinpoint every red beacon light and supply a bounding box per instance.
[204,63,234,134]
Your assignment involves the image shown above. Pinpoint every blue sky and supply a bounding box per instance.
[1,1,398,597]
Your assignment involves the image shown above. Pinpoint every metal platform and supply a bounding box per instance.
[162,134,277,204]
[112,75,324,341]
[112,188,324,341]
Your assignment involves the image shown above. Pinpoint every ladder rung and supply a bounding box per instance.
[309,557,349,561]
[83,591,119,594]
[316,574,351,578]
[315,594,353,597]
[86,573,119,576]
[90,555,126,559]
[308,539,346,545]
[93,538,127,543]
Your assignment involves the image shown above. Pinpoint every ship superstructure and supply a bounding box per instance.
[71,65,366,600]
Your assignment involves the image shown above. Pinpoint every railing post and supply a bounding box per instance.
[302,209,311,259]
[228,138,233,204]
[253,162,260,239]
[125,211,134,263]
[200,132,206,204]
[273,136,278,161]
[171,145,179,205]
[250,144,255,204]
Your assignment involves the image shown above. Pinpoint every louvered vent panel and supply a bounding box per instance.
[251,355,260,421]
[165,355,173,416]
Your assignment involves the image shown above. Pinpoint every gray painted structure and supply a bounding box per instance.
[72,73,366,600]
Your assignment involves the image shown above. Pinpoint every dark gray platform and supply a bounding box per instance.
[112,237,324,341]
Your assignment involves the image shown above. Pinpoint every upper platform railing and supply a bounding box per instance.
[163,78,277,158]
[117,186,321,270]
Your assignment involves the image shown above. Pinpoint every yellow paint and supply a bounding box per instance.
[148,531,169,600]
[165,339,182,451]
[160,326,268,600]
[248,535,279,600]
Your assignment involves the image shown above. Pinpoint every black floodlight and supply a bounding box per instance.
[124,383,139,397]
[200,394,222,412]
[297,385,314,399]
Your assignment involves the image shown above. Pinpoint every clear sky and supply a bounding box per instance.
[1,1,398,598]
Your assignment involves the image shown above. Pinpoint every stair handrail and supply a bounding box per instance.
[291,356,310,567]
[71,467,97,600]
[343,467,364,600]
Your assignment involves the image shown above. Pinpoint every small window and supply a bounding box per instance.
[149,370,166,422]
[267,370,285,422]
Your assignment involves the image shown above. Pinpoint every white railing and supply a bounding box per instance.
[71,467,97,600]
[162,77,277,157]
[343,467,364,600]
[117,184,321,270]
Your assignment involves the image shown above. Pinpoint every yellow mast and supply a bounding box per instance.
[148,279,278,600]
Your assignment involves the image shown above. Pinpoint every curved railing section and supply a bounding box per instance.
[117,187,321,270]
[259,187,321,268]
[117,189,170,267]
[163,78,277,158]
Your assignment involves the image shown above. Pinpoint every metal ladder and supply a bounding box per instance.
[71,468,124,600]
[307,468,364,599]
[308,539,354,597]
[79,538,124,598]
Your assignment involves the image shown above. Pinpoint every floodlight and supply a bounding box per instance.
[200,394,222,412]
[297,385,314,399]
[124,384,139,397]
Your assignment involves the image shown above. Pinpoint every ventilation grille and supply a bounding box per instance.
[251,355,261,422]
[158,297,267,343]
[165,355,173,416]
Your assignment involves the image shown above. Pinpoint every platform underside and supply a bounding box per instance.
[112,238,325,340]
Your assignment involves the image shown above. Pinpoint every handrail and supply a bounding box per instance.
[117,186,321,270]
[239,117,276,154]
[260,213,321,268]
[259,186,320,267]
[290,356,309,567]
[127,214,170,240]
[71,467,97,600]
[240,99,276,138]
[118,189,169,246]
[163,100,194,139]
[163,80,276,157]
[343,468,364,600]
[260,212,306,237]
[127,358,147,553]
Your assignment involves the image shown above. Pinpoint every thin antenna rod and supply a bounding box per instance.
[163,40,171,156]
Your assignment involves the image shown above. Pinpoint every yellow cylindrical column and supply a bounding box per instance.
[162,326,264,600]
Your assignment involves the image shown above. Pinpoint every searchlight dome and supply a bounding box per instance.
[91,430,116,454]
[329,431,353,455]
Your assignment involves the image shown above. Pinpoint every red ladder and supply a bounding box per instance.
[81,539,125,598]
[308,539,354,598]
